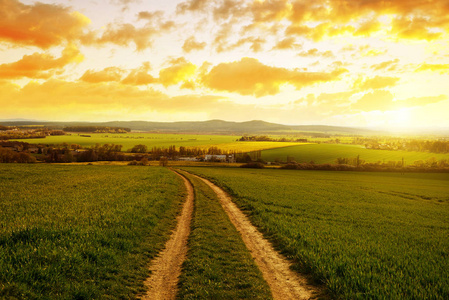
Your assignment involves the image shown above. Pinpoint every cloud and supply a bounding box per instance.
[201,57,348,97]
[354,19,382,36]
[390,16,443,41]
[354,76,400,91]
[272,37,300,50]
[352,90,395,111]
[0,0,90,48]
[80,67,125,83]
[298,48,334,58]
[249,0,292,23]
[396,95,448,108]
[121,62,156,85]
[0,44,83,79]
[182,36,207,53]
[83,23,157,51]
[0,79,229,121]
[415,63,449,74]
[370,59,400,71]
[177,0,209,14]
[159,57,197,87]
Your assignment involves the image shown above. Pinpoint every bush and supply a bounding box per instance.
[240,162,265,169]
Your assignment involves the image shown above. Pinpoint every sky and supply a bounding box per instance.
[1,0,449,129]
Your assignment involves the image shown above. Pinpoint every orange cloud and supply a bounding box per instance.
[201,57,347,97]
[354,76,400,90]
[354,19,382,37]
[159,57,197,87]
[249,0,292,23]
[0,44,83,79]
[0,0,90,48]
[83,23,157,51]
[80,67,125,83]
[390,16,443,41]
[177,0,209,14]
[182,36,207,53]
[122,62,156,85]
[272,37,300,50]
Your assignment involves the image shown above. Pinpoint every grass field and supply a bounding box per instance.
[261,143,449,164]
[0,164,184,299]
[182,167,449,299]
[177,171,272,299]
[11,133,300,152]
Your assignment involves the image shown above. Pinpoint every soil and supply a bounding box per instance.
[140,170,194,300]
[188,172,324,300]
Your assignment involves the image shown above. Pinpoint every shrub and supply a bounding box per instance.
[240,162,265,169]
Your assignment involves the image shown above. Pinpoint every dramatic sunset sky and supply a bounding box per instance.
[1,0,449,129]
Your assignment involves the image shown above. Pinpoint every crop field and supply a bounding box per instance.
[0,164,185,299]
[11,133,300,152]
[261,143,449,164]
[181,167,449,299]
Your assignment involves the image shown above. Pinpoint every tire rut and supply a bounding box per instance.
[140,170,194,300]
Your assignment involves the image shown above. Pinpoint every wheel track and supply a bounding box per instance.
[140,170,194,300]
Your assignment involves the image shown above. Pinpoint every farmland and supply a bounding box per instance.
[181,167,449,299]
[0,164,185,299]
[261,143,449,164]
[2,162,448,299]
[11,133,300,153]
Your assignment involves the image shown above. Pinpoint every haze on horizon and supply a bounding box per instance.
[1,0,449,130]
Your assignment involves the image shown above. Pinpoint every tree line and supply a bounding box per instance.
[238,135,308,142]
[63,126,131,133]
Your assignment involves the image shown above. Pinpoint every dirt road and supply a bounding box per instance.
[188,172,322,300]
[141,171,194,300]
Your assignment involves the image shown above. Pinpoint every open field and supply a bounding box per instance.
[181,167,449,299]
[11,133,300,152]
[0,164,185,299]
[261,143,449,164]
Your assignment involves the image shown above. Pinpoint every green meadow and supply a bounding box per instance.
[261,143,449,164]
[182,167,449,299]
[0,164,184,299]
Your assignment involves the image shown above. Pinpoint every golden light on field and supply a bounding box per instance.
[1,0,448,130]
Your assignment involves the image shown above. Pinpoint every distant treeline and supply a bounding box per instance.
[63,126,131,133]
[279,157,449,172]
[356,138,449,154]
[0,128,65,139]
[239,135,308,142]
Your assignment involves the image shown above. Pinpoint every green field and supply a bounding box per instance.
[12,133,300,153]
[261,143,449,164]
[182,167,449,299]
[0,164,184,299]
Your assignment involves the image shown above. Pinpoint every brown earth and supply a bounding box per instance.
[140,170,194,300]
[187,171,324,300]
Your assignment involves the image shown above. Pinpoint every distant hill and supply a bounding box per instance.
[0,119,376,135]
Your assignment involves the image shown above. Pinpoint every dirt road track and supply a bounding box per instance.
[141,170,194,300]
[188,172,322,300]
